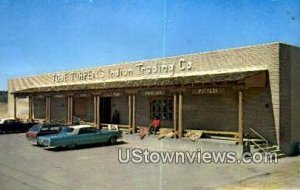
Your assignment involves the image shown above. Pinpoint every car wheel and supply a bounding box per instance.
[109,136,117,145]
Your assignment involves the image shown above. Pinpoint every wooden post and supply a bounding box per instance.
[238,90,243,145]
[128,95,132,133]
[178,92,183,138]
[13,95,17,119]
[96,96,101,128]
[132,94,136,133]
[70,96,73,124]
[46,96,51,123]
[94,95,97,125]
[67,96,73,124]
[28,96,33,122]
[173,93,177,133]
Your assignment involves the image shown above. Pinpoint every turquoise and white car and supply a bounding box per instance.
[37,125,122,149]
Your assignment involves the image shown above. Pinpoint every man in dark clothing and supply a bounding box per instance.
[111,109,120,124]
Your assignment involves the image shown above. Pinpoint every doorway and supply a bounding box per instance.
[100,97,111,123]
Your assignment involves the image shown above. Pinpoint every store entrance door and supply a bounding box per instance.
[100,97,111,124]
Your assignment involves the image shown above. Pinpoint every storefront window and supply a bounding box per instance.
[150,97,173,120]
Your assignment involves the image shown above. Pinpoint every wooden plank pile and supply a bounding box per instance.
[184,130,203,141]
[157,128,177,140]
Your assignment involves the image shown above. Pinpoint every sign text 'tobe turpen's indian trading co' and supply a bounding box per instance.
[53,59,193,83]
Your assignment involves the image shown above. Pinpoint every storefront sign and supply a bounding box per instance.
[192,88,225,95]
[101,92,122,97]
[53,59,193,83]
[142,90,165,96]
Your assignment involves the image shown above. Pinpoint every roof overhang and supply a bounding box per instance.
[12,69,268,95]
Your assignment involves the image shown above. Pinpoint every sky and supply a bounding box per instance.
[0,0,299,90]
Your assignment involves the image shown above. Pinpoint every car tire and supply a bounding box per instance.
[109,136,117,145]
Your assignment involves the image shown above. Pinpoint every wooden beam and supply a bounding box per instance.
[178,92,183,138]
[132,94,136,133]
[128,95,132,133]
[173,93,177,133]
[238,90,243,145]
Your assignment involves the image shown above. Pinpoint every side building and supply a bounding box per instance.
[8,42,300,155]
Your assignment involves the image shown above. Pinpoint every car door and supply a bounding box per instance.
[4,120,14,131]
[77,128,99,145]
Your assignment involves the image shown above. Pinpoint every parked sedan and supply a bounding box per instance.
[38,125,122,149]
[0,118,37,133]
[26,124,67,144]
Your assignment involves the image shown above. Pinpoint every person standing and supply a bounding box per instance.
[111,109,120,124]
[149,115,161,135]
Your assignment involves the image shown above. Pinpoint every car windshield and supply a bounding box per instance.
[30,125,41,132]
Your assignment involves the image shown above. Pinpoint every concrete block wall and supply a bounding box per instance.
[51,97,67,123]
[183,90,238,131]
[290,46,300,147]
[111,96,129,125]
[243,87,277,144]
[280,45,300,155]
[135,94,152,127]
[16,97,29,119]
[73,96,94,122]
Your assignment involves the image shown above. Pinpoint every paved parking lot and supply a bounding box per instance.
[0,133,300,190]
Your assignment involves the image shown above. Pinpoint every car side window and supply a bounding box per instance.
[78,128,88,135]
[78,127,96,134]
[40,127,49,132]
[49,126,61,132]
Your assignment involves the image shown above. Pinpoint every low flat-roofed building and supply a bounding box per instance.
[8,42,300,155]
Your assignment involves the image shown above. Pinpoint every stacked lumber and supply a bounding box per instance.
[184,130,203,141]
[139,127,149,140]
[157,128,174,140]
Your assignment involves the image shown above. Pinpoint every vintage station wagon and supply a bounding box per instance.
[37,125,122,149]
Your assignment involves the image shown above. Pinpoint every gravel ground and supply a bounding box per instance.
[0,133,299,190]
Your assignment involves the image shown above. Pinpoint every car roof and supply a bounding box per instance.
[69,125,93,129]
[0,118,15,121]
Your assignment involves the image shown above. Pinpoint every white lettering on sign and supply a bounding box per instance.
[101,92,122,97]
[53,59,194,83]
[143,90,165,96]
[54,69,105,83]
[192,88,225,95]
